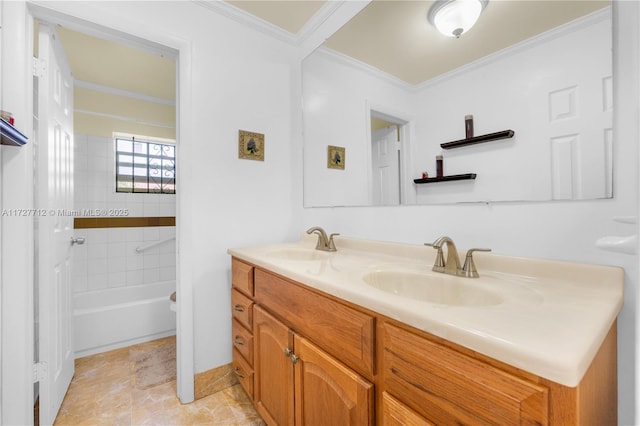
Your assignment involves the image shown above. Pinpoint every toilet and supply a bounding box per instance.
[169,291,176,312]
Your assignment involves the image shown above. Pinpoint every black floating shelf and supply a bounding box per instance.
[440,129,514,150]
[414,173,477,184]
[1,119,28,146]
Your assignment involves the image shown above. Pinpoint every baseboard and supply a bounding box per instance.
[194,362,238,400]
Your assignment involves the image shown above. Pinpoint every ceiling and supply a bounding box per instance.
[54,0,610,101]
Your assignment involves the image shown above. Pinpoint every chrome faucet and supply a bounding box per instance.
[426,236,491,278]
[306,227,339,252]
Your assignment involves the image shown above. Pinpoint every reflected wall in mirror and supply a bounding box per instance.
[302,1,612,207]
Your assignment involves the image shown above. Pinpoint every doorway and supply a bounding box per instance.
[369,109,410,206]
[31,9,184,425]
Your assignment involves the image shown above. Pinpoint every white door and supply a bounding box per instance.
[36,24,76,426]
[371,125,400,205]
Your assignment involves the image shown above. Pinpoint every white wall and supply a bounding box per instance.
[299,2,639,424]
[302,48,415,207]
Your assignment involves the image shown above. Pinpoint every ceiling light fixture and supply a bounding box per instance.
[428,0,488,38]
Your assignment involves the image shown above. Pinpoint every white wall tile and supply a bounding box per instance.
[72,274,88,293]
[126,254,144,271]
[143,268,160,284]
[107,242,129,258]
[87,258,107,275]
[143,254,160,269]
[87,243,107,260]
[107,271,126,288]
[126,270,144,286]
[159,266,176,281]
[107,256,127,273]
[143,227,160,241]
[87,273,108,291]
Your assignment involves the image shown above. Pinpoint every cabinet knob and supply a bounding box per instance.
[284,348,292,357]
[233,304,245,312]
[290,354,299,364]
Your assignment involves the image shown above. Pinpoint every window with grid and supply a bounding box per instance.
[115,136,176,194]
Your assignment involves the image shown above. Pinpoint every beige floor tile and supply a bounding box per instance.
[54,337,263,426]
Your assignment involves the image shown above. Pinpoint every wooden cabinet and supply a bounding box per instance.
[383,322,548,425]
[230,257,617,425]
[254,305,374,426]
[230,259,255,398]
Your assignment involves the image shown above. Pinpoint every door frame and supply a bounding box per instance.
[365,101,415,205]
[27,1,195,406]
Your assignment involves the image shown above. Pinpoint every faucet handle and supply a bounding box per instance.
[327,233,340,251]
[425,243,446,272]
[461,248,491,278]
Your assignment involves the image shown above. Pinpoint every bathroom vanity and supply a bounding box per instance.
[228,235,623,425]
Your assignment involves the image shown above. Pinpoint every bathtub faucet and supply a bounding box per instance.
[306,227,339,252]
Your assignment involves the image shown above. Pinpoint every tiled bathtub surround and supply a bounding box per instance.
[71,226,176,292]
[71,134,177,356]
[72,133,176,293]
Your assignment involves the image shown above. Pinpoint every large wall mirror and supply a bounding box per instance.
[302,1,612,207]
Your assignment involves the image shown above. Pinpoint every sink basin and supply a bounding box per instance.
[266,248,331,261]
[362,270,503,307]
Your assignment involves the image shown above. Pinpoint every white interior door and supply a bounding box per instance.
[371,125,400,205]
[36,23,75,426]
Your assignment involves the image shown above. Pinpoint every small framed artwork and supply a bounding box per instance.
[327,145,345,170]
[238,130,264,161]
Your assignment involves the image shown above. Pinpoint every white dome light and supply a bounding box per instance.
[428,0,488,38]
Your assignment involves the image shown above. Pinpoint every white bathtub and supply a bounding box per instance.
[73,281,176,358]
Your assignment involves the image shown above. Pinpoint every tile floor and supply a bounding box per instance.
[53,336,264,425]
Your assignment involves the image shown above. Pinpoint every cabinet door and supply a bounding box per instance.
[294,335,374,426]
[254,306,294,426]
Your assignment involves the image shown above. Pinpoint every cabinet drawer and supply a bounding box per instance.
[254,268,375,377]
[381,392,433,426]
[232,258,254,297]
[232,318,254,366]
[232,289,253,331]
[383,323,549,426]
[232,348,254,400]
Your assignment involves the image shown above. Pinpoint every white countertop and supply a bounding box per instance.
[228,234,624,387]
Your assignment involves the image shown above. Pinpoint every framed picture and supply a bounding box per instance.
[327,145,345,170]
[238,130,264,161]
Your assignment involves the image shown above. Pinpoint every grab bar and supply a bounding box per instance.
[135,236,176,253]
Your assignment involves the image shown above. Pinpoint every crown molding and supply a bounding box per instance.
[315,47,415,93]
[75,80,175,106]
[75,109,176,129]
[296,1,347,44]
[416,6,611,92]
[192,0,298,45]
[192,0,351,47]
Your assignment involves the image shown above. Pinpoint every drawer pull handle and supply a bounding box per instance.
[234,367,245,379]
[234,337,245,346]
[233,305,245,312]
